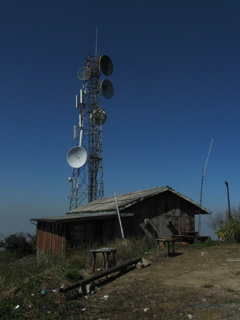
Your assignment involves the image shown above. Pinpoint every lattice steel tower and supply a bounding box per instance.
[67,54,114,210]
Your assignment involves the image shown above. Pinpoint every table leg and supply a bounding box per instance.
[106,252,111,269]
[92,253,96,273]
[113,252,116,266]
[172,241,175,254]
[102,252,106,269]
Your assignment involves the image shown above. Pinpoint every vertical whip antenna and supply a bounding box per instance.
[95,27,98,57]
[88,16,93,56]
[198,138,214,236]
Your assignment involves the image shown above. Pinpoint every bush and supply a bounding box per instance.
[216,218,240,242]
[210,205,240,242]
[0,233,36,257]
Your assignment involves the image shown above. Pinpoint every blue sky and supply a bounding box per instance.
[1,0,240,238]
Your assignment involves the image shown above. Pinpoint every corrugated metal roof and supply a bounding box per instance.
[67,186,211,215]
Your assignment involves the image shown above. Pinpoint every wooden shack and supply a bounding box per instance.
[30,186,211,255]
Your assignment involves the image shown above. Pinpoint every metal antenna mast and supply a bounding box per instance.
[198,138,214,236]
[67,33,114,210]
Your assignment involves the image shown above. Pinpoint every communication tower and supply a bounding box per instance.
[67,52,114,210]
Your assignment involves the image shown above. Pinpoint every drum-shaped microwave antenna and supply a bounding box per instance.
[67,146,87,169]
[99,55,113,76]
[90,107,107,125]
[101,79,114,99]
[77,67,91,80]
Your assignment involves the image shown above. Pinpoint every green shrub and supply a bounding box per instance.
[210,206,240,242]
[216,218,240,242]
[1,233,36,257]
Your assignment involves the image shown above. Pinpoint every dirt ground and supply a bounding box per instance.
[76,243,240,320]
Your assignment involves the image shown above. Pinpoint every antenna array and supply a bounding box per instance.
[67,53,114,209]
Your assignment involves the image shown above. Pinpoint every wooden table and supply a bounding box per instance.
[182,231,198,237]
[156,238,177,257]
[172,233,197,244]
[89,247,117,273]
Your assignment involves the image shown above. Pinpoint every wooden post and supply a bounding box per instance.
[114,192,125,239]
[225,181,232,219]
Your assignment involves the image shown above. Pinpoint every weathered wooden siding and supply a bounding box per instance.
[121,191,195,237]
[36,229,66,255]
[65,218,128,247]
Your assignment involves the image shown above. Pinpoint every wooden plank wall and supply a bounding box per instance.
[36,229,66,255]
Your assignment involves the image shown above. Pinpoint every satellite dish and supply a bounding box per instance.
[99,55,113,76]
[67,146,87,168]
[77,67,91,80]
[101,79,114,99]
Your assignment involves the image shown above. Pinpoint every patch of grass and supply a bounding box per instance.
[0,252,86,319]
[109,236,155,262]
[67,256,86,270]
[0,296,20,320]
[63,268,83,282]
[203,284,214,289]
[224,298,236,304]
[65,300,82,310]
[0,253,62,289]
[193,239,216,249]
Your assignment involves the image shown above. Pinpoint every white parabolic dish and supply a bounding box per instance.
[67,146,87,169]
